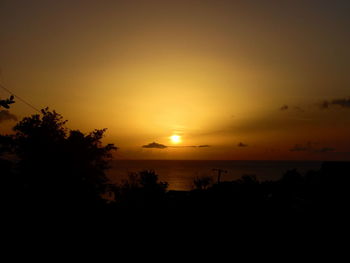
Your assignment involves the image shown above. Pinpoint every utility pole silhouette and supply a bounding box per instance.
[212,168,227,184]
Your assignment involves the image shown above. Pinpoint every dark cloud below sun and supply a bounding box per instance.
[142,142,167,149]
[142,142,211,149]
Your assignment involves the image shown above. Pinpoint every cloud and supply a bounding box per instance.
[280,104,305,113]
[238,142,248,147]
[289,142,335,153]
[332,151,350,156]
[289,144,309,152]
[142,142,167,149]
[314,147,335,153]
[293,106,305,113]
[320,101,330,109]
[280,105,288,111]
[332,98,350,108]
[321,97,350,109]
[0,110,17,123]
[142,142,211,149]
[170,144,211,148]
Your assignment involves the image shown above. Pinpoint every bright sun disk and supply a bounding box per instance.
[170,135,181,144]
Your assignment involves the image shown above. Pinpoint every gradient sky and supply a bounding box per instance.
[1,0,349,160]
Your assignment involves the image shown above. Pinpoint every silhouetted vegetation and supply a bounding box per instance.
[1,108,350,218]
[0,95,15,109]
[1,108,116,211]
[193,175,213,190]
[111,170,168,210]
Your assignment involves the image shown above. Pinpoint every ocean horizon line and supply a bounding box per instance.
[112,159,326,162]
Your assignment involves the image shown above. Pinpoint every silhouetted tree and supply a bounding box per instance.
[281,169,303,185]
[10,108,117,209]
[0,134,17,206]
[0,95,16,196]
[193,175,213,190]
[236,174,259,185]
[114,170,168,208]
[0,95,15,109]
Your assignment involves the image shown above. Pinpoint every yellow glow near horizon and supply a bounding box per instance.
[170,135,181,144]
[1,1,349,161]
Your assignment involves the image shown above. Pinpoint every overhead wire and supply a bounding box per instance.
[0,83,41,113]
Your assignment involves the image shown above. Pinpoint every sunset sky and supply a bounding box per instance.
[0,0,349,160]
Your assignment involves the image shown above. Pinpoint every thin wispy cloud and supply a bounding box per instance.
[290,142,335,153]
[280,105,305,113]
[293,106,305,113]
[289,144,308,152]
[142,142,211,149]
[169,145,211,148]
[280,105,288,111]
[314,147,335,153]
[0,110,17,123]
[320,97,350,109]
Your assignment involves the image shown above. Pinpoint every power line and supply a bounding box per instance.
[0,83,41,113]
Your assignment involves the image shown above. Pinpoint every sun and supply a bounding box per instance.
[170,134,181,144]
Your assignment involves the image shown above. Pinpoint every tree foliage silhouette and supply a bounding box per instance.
[114,170,168,209]
[193,175,213,190]
[0,95,15,109]
[10,108,117,208]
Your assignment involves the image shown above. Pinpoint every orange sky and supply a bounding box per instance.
[1,0,349,160]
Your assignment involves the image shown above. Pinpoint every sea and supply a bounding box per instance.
[107,160,322,191]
